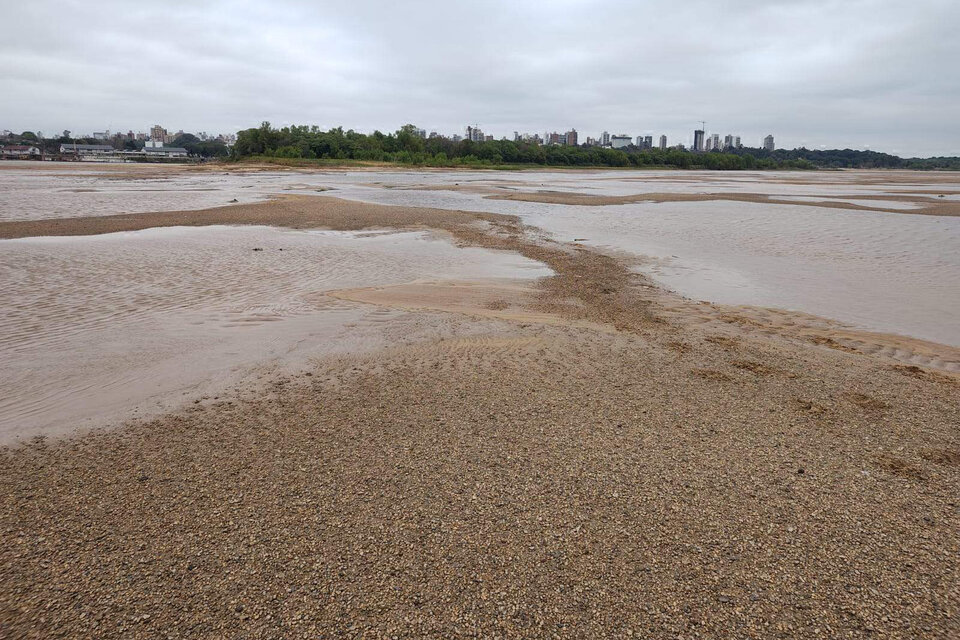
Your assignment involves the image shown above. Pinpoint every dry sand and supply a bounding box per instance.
[2,196,958,638]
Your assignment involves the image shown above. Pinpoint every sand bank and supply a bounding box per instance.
[2,195,958,638]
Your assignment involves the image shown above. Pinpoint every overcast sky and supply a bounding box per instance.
[3,0,958,156]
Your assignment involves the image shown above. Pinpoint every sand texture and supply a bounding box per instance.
[2,195,959,638]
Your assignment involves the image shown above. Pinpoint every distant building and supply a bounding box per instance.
[734,136,741,148]
[723,134,734,150]
[643,135,653,149]
[59,143,114,157]
[92,131,109,140]
[565,129,578,146]
[601,131,610,147]
[150,124,169,143]
[709,133,720,151]
[484,135,493,142]
[466,125,485,142]
[693,129,705,152]
[659,135,667,150]
[763,134,775,151]
[1,145,41,158]
[143,146,188,158]
[144,140,164,148]
[611,134,632,149]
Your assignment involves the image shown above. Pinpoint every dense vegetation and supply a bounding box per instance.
[231,122,960,170]
[4,125,958,169]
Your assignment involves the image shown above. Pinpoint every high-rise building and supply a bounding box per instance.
[466,125,486,142]
[693,129,705,152]
[763,134,775,151]
[734,136,741,148]
[643,135,653,149]
[601,131,610,147]
[150,124,168,143]
[659,135,667,150]
[723,134,734,150]
[710,133,720,151]
[635,136,644,147]
[565,129,578,146]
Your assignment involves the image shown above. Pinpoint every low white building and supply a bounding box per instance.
[610,135,632,149]
[60,143,115,156]
[1,145,41,158]
[143,146,188,158]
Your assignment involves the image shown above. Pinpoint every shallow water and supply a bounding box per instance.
[0,225,549,442]
[2,164,959,346]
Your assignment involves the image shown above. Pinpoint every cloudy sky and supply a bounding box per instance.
[3,0,958,156]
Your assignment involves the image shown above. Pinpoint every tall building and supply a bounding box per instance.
[565,129,578,146]
[643,135,653,149]
[466,125,485,142]
[710,133,720,151]
[693,129,705,152]
[723,134,734,149]
[635,136,644,147]
[734,136,741,148]
[150,124,168,143]
[659,135,667,150]
[601,131,610,147]
[763,134,775,151]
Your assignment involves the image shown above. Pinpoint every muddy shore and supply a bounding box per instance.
[2,196,958,638]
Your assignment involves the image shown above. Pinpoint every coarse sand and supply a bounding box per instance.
[2,195,958,638]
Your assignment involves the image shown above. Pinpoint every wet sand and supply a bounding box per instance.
[2,195,959,638]
[485,190,960,217]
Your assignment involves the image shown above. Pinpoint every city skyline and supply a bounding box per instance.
[3,1,958,157]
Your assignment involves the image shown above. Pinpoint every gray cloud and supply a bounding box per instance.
[2,0,957,156]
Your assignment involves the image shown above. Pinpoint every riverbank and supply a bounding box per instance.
[1,195,958,638]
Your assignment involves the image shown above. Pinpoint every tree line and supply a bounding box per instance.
[231,122,960,170]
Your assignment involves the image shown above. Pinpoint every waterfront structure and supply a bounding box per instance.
[611,134,632,149]
[1,145,41,158]
[693,129,705,152]
[59,143,114,157]
[763,134,775,151]
[143,146,188,158]
[659,135,667,150]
